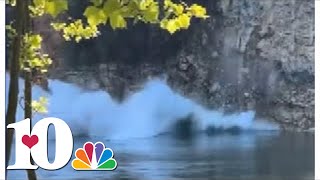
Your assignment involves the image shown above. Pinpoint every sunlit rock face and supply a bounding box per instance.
[26,0,314,130]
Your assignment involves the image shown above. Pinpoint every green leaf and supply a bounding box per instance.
[29,34,42,50]
[84,6,107,26]
[90,0,104,6]
[110,12,126,29]
[189,4,208,19]
[33,0,45,6]
[103,0,121,15]
[51,22,66,30]
[161,19,178,34]
[173,4,184,15]
[177,14,190,29]
[142,1,159,23]
[45,0,68,18]
[167,20,178,34]
[32,96,49,114]
[164,0,173,9]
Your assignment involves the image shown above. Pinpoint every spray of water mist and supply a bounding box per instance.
[5,74,278,140]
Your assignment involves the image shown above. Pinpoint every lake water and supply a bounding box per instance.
[5,75,314,179]
[7,131,314,180]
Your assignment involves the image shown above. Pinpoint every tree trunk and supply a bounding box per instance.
[25,71,37,180]
[6,0,37,179]
[5,0,27,172]
[24,0,37,179]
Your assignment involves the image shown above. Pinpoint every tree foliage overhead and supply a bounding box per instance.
[21,33,52,73]
[6,0,208,112]
[28,0,208,42]
[5,2,207,178]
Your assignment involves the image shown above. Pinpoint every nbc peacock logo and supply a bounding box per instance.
[72,142,117,170]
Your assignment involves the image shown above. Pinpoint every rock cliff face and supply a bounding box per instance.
[38,0,314,130]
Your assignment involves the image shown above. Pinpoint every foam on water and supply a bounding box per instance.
[5,74,278,140]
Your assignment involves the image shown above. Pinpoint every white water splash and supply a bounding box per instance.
[5,74,278,140]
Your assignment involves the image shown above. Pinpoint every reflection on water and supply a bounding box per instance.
[8,131,314,180]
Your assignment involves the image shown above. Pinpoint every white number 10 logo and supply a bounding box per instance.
[7,118,74,170]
